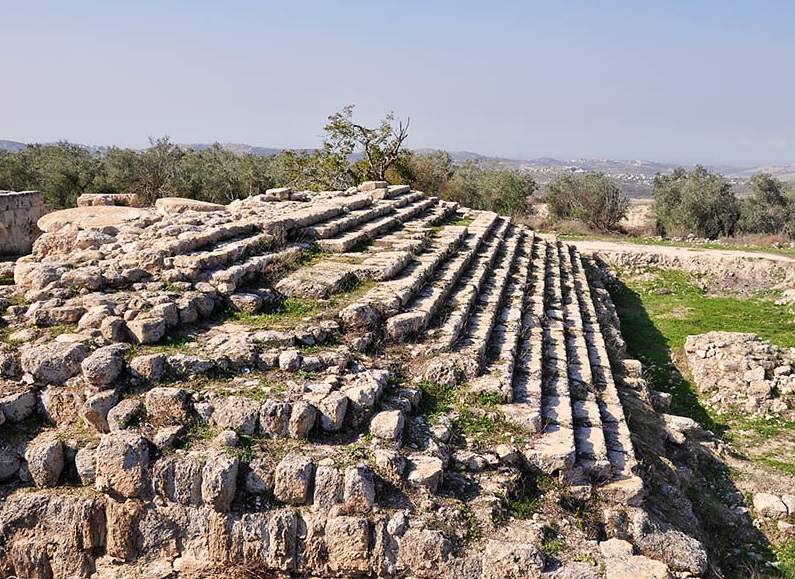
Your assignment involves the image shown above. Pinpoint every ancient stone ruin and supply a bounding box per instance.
[0,182,708,578]
[0,190,47,256]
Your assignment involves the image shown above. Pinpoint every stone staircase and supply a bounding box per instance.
[0,182,655,579]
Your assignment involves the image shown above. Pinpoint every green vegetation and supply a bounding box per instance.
[608,268,795,429]
[608,266,795,577]
[446,158,536,217]
[545,171,629,231]
[652,165,740,239]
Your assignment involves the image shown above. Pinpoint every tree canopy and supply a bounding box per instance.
[544,172,629,231]
[652,166,740,239]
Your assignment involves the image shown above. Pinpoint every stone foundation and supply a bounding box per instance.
[0,190,48,255]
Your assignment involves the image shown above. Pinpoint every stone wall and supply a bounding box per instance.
[0,190,48,256]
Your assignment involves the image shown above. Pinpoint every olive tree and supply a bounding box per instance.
[448,159,536,217]
[280,105,410,190]
[737,173,794,237]
[544,172,628,231]
[652,166,740,239]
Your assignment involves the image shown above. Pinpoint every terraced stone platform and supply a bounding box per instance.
[0,182,662,578]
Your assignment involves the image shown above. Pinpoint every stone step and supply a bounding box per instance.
[452,223,522,369]
[340,225,470,330]
[315,193,434,253]
[556,242,612,481]
[173,232,275,276]
[567,244,643,501]
[403,200,459,230]
[422,220,514,352]
[386,218,502,342]
[156,220,260,258]
[297,202,390,240]
[497,235,546,431]
[207,245,305,294]
[382,212,500,340]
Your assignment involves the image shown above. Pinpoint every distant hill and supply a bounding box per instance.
[2,138,793,198]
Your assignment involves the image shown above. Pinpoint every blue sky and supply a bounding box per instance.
[1,0,793,165]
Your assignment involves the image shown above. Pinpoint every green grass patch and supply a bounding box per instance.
[755,457,795,477]
[776,539,795,578]
[608,268,795,432]
[418,379,456,417]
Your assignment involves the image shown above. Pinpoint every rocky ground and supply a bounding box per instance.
[0,183,775,578]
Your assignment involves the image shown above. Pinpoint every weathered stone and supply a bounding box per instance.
[100,316,127,342]
[201,452,239,512]
[481,540,544,579]
[81,390,120,433]
[317,391,348,431]
[278,349,302,371]
[288,400,317,439]
[782,494,795,515]
[211,396,260,435]
[20,342,88,385]
[259,399,291,437]
[0,390,36,422]
[39,385,84,425]
[81,346,124,387]
[273,453,314,505]
[313,465,343,511]
[38,205,154,233]
[343,465,376,512]
[75,446,96,484]
[107,398,144,431]
[229,292,262,313]
[370,409,405,440]
[397,529,454,576]
[145,387,193,425]
[0,346,20,379]
[167,353,215,378]
[0,446,22,481]
[130,353,168,381]
[244,457,275,495]
[127,316,166,344]
[599,538,671,579]
[754,492,789,518]
[24,432,64,488]
[407,455,444,493]
[95,431,150,499]
[155,197,225,214]
[152,425,185,449]
[325,516,371,574]
[375,449,406,482]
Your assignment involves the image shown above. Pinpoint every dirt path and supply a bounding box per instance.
[569,239,795,264]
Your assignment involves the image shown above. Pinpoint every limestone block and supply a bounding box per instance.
[81,346,124,387]
[144,388,194,426]
[273,453,314,505]
[754,493,788,518]
[24,432,64,488]
[95,431,150,499]
[210,396,260,435]
[325,516,371,574]
[0,390,36,422]
[481,540,544,579]
[201,452,239,512]
[81,390,120,433]
[407,455,444,493]
[370,410,405,440]
[20,342,88,385]
[288,401,317,439]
